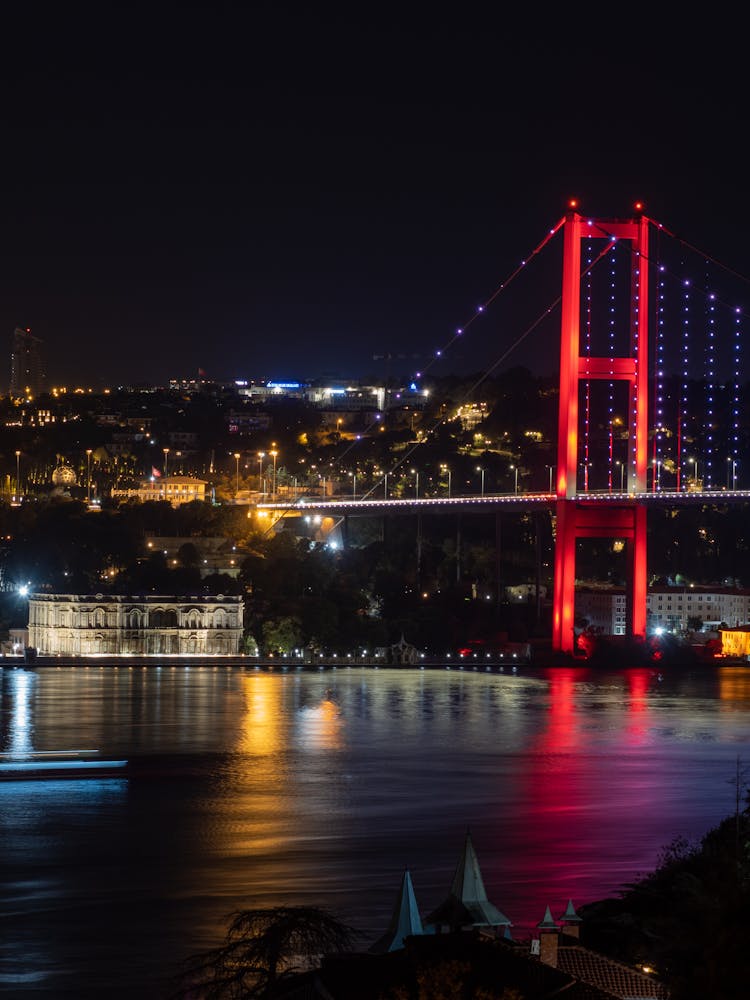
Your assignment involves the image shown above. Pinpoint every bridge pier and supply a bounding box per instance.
[552,499,647,654]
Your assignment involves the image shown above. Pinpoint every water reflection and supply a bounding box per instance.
[3,669,37,756]
[296,688,345,752]
[1,664,749,999]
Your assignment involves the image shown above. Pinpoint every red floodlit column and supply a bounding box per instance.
[632,214,649,494]
[556,209,582,500]
[552,499,577,652]
[631,504,648,638]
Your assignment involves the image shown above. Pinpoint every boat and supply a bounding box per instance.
[0,749,129,781]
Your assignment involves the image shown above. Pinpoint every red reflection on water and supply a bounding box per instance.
[490,666,663,931]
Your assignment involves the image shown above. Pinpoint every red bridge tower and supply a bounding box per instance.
[552,205,649,654]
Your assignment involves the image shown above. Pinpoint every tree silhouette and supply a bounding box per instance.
[171,905,359,999]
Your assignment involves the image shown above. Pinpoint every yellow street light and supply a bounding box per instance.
[269,449,278,501]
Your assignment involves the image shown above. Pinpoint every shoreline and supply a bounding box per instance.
[1,652,739,670]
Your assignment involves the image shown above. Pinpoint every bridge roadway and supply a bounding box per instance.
[258,489,750,517]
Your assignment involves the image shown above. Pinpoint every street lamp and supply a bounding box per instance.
[615,460,624,492]
[234,452,240,497]
[727,457,738,490]
[163,447,169,480]
[440,464,451,498]
[510,464,518,494]
[269,449,278,501]
[411,468,420,499]
[652,457,660,493]
[476,466,485,496]
[86,449,92,505]
[546,464,555,494]
[258,452,265,497]
[15,450,20,499]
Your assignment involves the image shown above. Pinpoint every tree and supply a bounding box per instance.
[262,615,302,655]
[171,905,359,999]
[581,776,750,1000]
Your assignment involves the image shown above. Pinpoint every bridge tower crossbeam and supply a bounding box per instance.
[552,207,649,653]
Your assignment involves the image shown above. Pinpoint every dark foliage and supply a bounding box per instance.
[580,792,750,999]
[170,905,360,999]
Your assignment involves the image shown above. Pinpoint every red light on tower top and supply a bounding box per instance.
[633,201,644,213]
[568,198,579,210]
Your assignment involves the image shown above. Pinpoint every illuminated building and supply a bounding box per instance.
[111,475,207,507]
[576,585,750,636]
[9,326,45,398]
[27,593,243,655]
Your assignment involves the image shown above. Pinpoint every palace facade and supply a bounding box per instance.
[28,593,244,656]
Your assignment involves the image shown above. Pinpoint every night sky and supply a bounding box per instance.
[2,6,748,389]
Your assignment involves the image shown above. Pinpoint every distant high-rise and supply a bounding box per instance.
[9,326,45,398]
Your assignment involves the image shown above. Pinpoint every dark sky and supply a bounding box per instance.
[2,5,748,389]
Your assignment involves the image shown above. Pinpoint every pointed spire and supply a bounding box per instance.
[559,898,582,924]
[537,904,558,930]
[425,830,512,931]
[369,868,424,954]
[450,829,488,903]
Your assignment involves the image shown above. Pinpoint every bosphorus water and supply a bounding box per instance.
[2,661,749,997]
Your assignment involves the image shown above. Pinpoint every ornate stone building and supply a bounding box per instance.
[28,594,243,656]
[111,475,207,507]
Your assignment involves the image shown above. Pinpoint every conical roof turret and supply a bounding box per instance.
[369,868,425,954]
[425,830,512,932]
[537,904,558,930]
[559,898,582,924]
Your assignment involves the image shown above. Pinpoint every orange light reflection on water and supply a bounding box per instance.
[239,674,285,756]
[717,665,750,703]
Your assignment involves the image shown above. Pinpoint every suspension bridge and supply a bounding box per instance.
[259,202,750,655]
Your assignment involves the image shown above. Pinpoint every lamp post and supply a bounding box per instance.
[616,461,624,492]
[384,473,388,499]
[728,457,738,490]
[258,452,265,498]
[510,464,518,494]
[546,464,555,494]
[86,449,92,505]
[163,447,169,480]
[476,466,485,496]
[234,452,240,497]
[411,468,419,499]
[269,449,278,501]
[15,450,20,499]
[440,464,451,498]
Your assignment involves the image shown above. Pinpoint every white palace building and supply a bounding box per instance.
[27,593,244,656]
